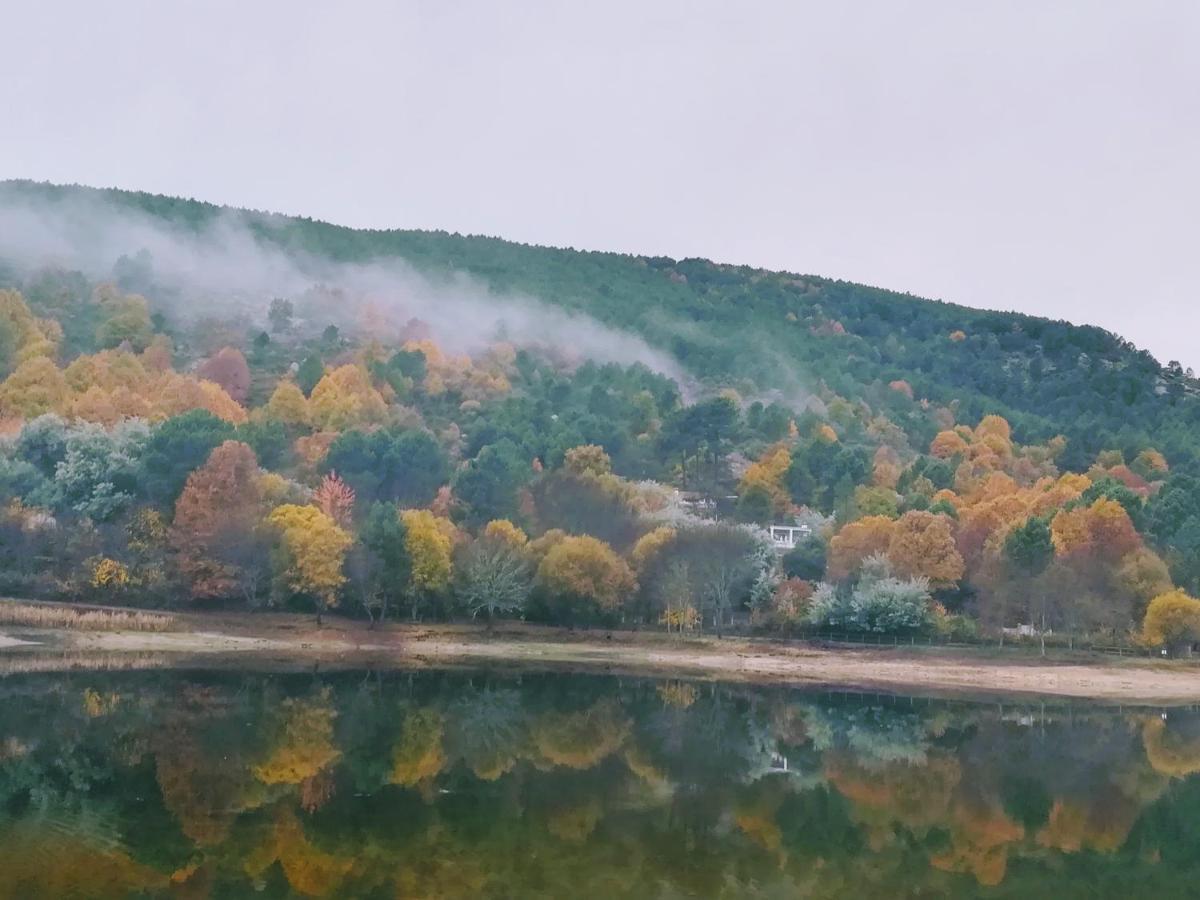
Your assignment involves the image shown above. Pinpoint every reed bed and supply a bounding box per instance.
[0,602,174,632]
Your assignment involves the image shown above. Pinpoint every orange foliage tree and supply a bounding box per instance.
[827,516,896,581]
[170,441,265,602]
[887,511,964,588]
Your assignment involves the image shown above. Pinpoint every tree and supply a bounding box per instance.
[267,504,352,622]
[484,518,528,547]
[807,555,932,634]
[95,292,153,350]
[324,427,449,508]
[55,420,149,521]
[197,347,251,405]
[313,471,355,527]
[827,516,896,582]
[308,364,387,430]
[1004,516,1054,653]
[455,536,532,630]
[452,440,527,526]
[141,410,236,505]
[1086,497,1141,558]
[930,430,969,459]
[265,379,311,429]
[0,289,58,377]
[782,535,826,580]
[659,396,740,485]
[401,509,454,620]
[630,526,676,572]
[347,501,409,624]
[1140,590,1200,656]
[887,511,964,588]
[1116,547,1173,620]
[170,441,267,603]
[0,357,70,419]
[854,485,899,519]
[268,298,294,333]
[296,353,324,396]
[536,535,636,622]
[563,444,612,477]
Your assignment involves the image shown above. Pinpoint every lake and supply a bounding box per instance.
[0,665,1198,898]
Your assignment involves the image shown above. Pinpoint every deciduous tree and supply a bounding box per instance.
[171,441,266,602]
[267,504,352,621]
[536,534,636,620]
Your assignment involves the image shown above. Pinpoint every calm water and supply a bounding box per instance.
[0,667,1199,898]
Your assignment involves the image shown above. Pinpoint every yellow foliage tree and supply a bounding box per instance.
[536,534,637,614]
[308,364,388,430]
[483,518,528,547]
[630,526,676,572]
[401,508,454,618]
[1117,548,1173,612]
[564,444,612,477]
[0,356,70,418]
[266,505,352,617]
[0,289,59,375]
[738,444,792,517]
[1140,590,1200,652]
[265,379,312,428]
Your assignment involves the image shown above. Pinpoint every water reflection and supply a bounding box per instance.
[0,668,1198,898]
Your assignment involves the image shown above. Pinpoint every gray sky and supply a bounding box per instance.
[3,1,1197,366]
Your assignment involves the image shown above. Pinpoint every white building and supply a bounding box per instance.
[769,524,811,551]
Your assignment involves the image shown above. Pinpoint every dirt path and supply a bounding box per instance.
[3,615,1199,703]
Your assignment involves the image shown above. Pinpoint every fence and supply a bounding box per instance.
[775,631,1157,658]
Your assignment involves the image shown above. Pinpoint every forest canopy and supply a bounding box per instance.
[0,180,1197,648]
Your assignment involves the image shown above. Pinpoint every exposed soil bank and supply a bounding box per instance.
[2,610,1199,704]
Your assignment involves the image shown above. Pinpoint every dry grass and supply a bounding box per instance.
[0,602,174,632]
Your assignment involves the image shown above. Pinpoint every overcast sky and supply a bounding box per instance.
[3,2,1197,366]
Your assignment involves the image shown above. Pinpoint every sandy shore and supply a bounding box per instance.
[2,611,1199,703]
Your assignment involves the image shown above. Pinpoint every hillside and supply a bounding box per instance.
[0,179,1198,648]
[3,179,1198,474]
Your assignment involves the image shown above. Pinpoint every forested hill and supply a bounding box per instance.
[2,179,1197,473]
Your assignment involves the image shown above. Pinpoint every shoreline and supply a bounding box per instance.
[1,610,1199,703]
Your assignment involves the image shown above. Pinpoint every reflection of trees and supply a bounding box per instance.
[529,699,630,770]
[928,794,1025,887]
[254,688,342,785]
[445,688,526,781]
[389,707,446,786]
[803,701,932,768]
[155,723,262,845]
[1143,716,1200,777]
[9,673,1200,895]
[243,807,354,897]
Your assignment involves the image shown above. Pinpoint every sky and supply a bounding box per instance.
[3,1,1197,367]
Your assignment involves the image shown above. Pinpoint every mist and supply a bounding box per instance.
[0,185,694,391]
